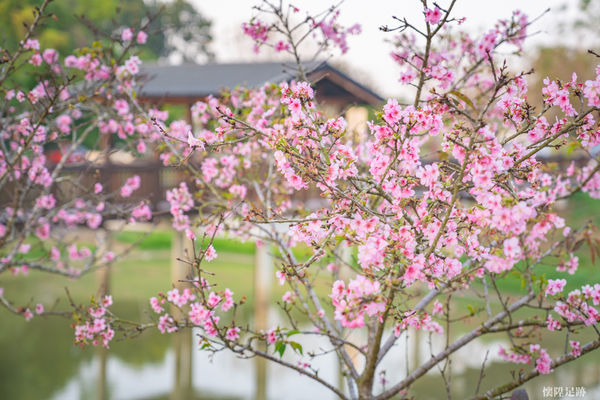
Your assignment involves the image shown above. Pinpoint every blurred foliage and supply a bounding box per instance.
[0,0,213,62]
[574,0,600,42]
[528,46,598,116]
[554,0,600,51]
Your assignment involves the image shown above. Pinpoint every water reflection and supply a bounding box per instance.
[171,329,193,400]
[48,325,600,399]
[2,308,600,399]
[96,348,108,400]
[48,326,337,400]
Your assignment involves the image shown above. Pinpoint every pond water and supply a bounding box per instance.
[2,302,600,400]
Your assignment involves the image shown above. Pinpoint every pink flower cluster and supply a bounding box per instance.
[551,283,600,327]
[317,10,361,54]
[204,245,218,261]
[330,275,385,328]
[74,295,115,348]
[542,77,577,116]
[242,20,270,53]
[120,175,141,197]
[158,314,178,334]
[151,284,236,339]
[394,312,443,336]
[120,27,147,44]
[274,150,308,191]
[499,344,552,374]
[532,345,552,374]
[166,182,193,231]
[167,288,196,307]
[545,279,566,297]
[424,7,442,25]
[583,65,600,108]
[131,202,152,222]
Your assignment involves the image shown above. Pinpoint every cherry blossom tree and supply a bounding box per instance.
[145,2,600,399]
[3,1,600,399]
[0,0,161,327]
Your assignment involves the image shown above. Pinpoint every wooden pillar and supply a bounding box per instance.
[170,230,195,292]
[411,328,421,374]
[96,229,112,299]
[170,230,195,400]
[338,241,359,396]
[254,242,272,400]
[96,111,113,400]
[171,328,193,400]
[345,106,368,143]
[185,103,193,127]
[95,229,111,400]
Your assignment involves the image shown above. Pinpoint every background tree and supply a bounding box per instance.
[0,0,213,65]
[0,0,162,333]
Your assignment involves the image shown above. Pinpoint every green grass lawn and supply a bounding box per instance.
[565,191,600,227]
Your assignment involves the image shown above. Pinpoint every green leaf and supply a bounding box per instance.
[567,141,580,155]
[286,329,300,337]
[289,341,303,355]
[274,341,286,358]
[448,90,476,111]
[466,304,476,316]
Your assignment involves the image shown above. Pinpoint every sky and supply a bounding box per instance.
[190,0,582,98]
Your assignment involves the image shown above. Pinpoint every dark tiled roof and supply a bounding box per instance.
[138,61,383,105]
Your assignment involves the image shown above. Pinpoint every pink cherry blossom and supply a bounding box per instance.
[120,175,141,197]
[226,327,241,341]
[121,28,134,42]
[425,7,442,24]
[204,245,217,261]
[546,279,567,297]
[136,31,148,44]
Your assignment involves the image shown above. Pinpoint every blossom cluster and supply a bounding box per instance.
[241,4,360,56]
[74,296,115,348]
[150,284,237,339]
[330,275,385,328]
